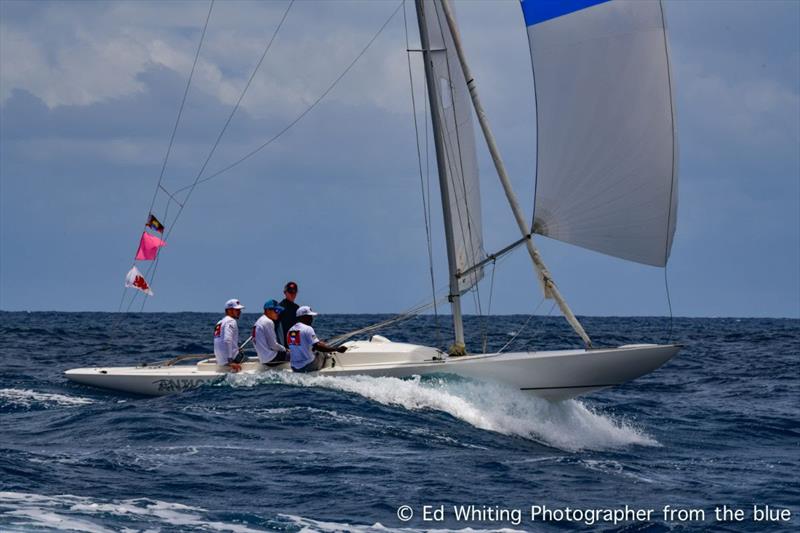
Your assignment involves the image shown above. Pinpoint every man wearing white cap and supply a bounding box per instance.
[214,298,245,371]
[287,306,347,373]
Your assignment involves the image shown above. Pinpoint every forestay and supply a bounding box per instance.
[522,0,678,267]
[420,0,485,292]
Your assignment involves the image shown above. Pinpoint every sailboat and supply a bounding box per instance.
[66,0,681,400]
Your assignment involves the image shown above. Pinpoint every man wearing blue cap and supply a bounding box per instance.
[252,299,289,365]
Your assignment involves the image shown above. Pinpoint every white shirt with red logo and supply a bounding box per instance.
[213,315,239,365]
[252,314,286,363]
[287,322,319,370]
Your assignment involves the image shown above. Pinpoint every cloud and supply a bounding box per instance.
[0,0,416,118]
[675,56,799,158]
[0,0,798,316]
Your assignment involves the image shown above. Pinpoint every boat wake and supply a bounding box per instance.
[224,372,658,452]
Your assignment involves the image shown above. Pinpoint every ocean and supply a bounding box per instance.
[1,312,798,532]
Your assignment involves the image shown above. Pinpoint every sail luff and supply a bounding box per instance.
[415,0,466,351]
[438,0,593,349]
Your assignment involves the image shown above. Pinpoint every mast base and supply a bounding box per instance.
[448,342,467,357]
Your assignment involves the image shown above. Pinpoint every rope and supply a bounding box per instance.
[147,0,214,222]
[659,0,677,346]
[168,1,405,196]
[115,1,405,324]
[496,298,549,354]
[328,294,449,346]
[482,259,497,353]
[139,0,295,311]
[664,265,674,343]
[116,0,214,316]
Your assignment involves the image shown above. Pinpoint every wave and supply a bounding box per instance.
[0,492,264,533]
[223,373,658,452]
[0,492,522,533]
[0,388,94,409]
[281,513,524,532]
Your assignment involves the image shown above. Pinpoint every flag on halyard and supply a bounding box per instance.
[146,213,165,233]
[135,231,166,261]
[125,266,154,296]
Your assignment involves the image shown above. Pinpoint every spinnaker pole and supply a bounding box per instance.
[438,0,593,349]
[415,0,466,354]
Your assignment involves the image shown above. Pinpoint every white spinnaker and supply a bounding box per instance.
[421,0,485,292]
[524,0,678,267]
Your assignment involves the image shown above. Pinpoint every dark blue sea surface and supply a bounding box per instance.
[1,313,798,532]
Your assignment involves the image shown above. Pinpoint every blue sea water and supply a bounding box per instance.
[1,312,798,532]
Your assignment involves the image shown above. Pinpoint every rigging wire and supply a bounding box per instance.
[168,1,405,197]
[496,299,550,354]
[147,0,214,225]
[403,0,441,349]
[482,259,497,353]
[119,0,404,318]
[328,292,449,346]
[164,0,295,237]
[664,264,674,343]
[115,0,214,320]
[140,0,296,309]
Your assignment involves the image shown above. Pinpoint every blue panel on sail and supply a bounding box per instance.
[520,0,610,27]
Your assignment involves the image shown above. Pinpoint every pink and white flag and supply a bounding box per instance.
[135,232,166,261]
[125,266,154,296]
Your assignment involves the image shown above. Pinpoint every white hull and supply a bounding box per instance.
[65,338,679,401]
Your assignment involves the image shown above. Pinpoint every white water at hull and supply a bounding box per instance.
[65,340,679,401]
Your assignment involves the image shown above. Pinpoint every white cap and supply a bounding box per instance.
[225,298,245,310]
[296,305,318,317]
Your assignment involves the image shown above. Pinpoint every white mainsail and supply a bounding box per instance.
[419,0,485,293]
[522,0,678,267]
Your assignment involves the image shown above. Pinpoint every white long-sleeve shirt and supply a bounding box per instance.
[287,322,319,370]
[252,314,286,363]
[213,315,239,365]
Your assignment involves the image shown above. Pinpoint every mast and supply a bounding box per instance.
[415,0,466,354]
[438,0,593,349]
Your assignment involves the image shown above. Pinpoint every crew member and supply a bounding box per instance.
[276,281,300,342]
[214,298,244,371]
[253,299,289,365]
[287,306,347,373]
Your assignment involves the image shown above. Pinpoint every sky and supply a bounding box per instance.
[0,0,798,318]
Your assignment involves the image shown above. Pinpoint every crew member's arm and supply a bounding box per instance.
[223,322,241,371]
[312,340,347,354]
[264,323,286,353]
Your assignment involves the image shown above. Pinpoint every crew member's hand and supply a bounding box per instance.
[229,363,242,372]
[337,345,348,353]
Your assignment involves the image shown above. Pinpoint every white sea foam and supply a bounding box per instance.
[4,509,116,533]
[0,492,266,533]
[282,513,524,532]
[227,372,658,452]
[0,492,521,533]
[0,388,94,408]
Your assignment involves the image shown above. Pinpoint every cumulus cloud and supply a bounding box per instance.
[0,0,417,117]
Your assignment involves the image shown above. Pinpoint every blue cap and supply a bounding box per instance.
[263,299,285,313]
